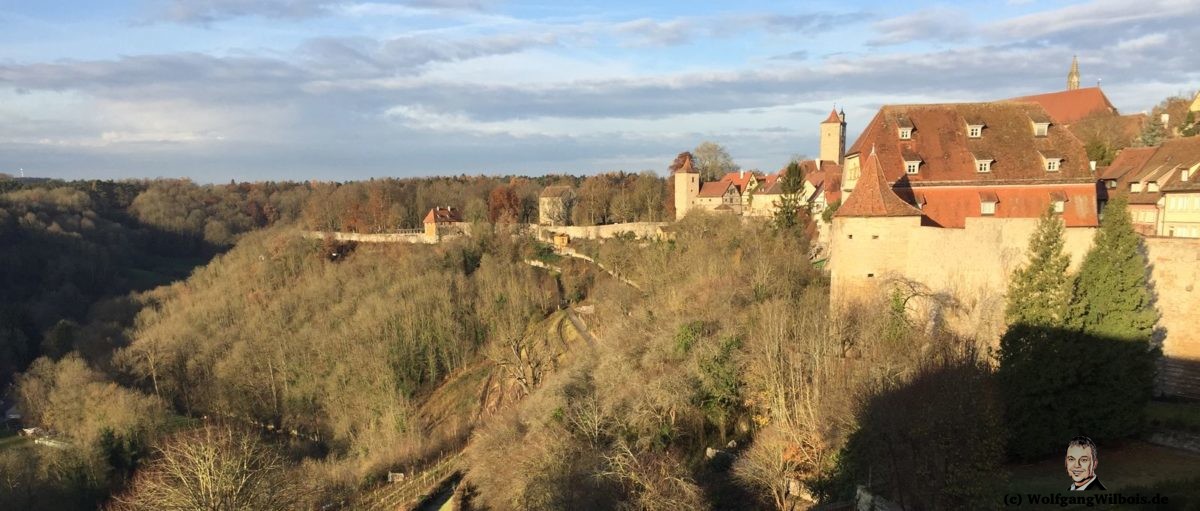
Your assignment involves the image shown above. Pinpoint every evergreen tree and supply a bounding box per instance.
[772,161,809,234]
[1137,115,1167,147]
[1065,197,1157,340]
[1181,111,1198,137]
[1005,208,1072,327]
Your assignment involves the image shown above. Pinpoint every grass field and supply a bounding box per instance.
[1147,401,1200,433]
[1005,440,1200,507]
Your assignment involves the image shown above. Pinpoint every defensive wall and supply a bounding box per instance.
[829,216,1200,398]
[533,222,669,241]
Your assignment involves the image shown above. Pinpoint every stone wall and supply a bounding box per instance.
[533,222,669,241]
[830,217,1200,397]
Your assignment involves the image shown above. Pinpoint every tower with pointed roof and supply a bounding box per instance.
[820,107,846,166]
[672,152,700,220]
[1067,56,1080,91]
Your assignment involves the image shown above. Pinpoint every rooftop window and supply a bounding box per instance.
[1034,122,1050,137]
[976,159,993,173]
[981,200,996,215]
[905,160,921,175]
[967,124,984,138]
[1045,159,1062,172]
[899,127,912,140]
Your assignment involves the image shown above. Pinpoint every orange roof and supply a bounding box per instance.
[822,108,841,124]
[698,181,735,198]
[423,206,463,224]
[720,171,756,194]
[846,102,1092,184]
[1006,87,1117,125]
[907,183,1099,228]
[836,151,923,218]
[1101,147,1156,181]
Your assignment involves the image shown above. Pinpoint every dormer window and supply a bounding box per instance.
[1130,182,1142,193]
[1034,122,1050,137]
[980,191,998,215]
[967,123,984,138]
[899,127,912,140]
[976,158,993,173]
[1046,160,1059,171]
[1148,182,1159,192]
[1040,151,1063,172]
[905,161,920,174]
[896,117,914,140]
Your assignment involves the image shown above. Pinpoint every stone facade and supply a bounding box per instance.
[829,216,1200,397]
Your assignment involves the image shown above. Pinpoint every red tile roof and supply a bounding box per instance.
[846,102,1093,184]
[1006,87,1117,125]
[836,151,924,218]
[1146,137,1200,193]
[1101,147,1156,181]
[823,108,841,124]
[423,206,463,224]
[698,181,735,198]
[907,183,1099,228]
[720,171,757,194]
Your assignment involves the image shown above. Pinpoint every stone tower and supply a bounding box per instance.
[672,152,700,220]
[1067,55,1080,91]
[820,108,846,165]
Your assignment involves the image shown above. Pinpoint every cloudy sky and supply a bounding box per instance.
[1,0,1197,182]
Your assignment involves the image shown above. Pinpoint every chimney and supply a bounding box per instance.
[1161,113,1170,125]
[739,170,745,179]
[1089,161,1097,171]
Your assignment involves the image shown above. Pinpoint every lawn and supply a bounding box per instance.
[1147,400,1200,433]
[1006,440,1200,508]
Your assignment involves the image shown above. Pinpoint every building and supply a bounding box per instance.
[839,101,1099,228]
[423,206,464,239]
[673,110,845,220]
[1101,137,1200,237]
[538,185,575,226]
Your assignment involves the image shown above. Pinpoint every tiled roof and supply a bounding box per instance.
[423,206,463,224]
[698,181,735,198]
[720,171,757,194]
[539,185,574,198]
[902,183,1099,228]
[1101,147,1156,181]
[835,151,924,218]
[1153,137,1200,193]
[1006,87,1117,125]
[846,102,1092,183]
[822,108,841,124]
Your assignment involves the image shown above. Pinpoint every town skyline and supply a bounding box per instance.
[1,0,1198,182]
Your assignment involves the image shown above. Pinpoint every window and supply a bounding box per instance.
[871,235,879,239]
[1034,122,1050,137]
[867,273,875,278]
[847,234,853,239]
[1053,200,1065,213]
[1148,182,1159,192]
[981,201,997,215]
[1131,182,1142,193]
[968,125,983,138]
[977,160,992,173]
[1107,180,1117,189]
[906,161,920,174]
[899,127,912,140]
[1046,159,1059,172]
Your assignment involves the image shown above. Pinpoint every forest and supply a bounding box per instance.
[0,172,1186,510]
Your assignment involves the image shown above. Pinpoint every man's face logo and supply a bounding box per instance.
[1065,444,1097,483]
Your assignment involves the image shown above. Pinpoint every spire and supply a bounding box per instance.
[1067,55,1080,91]
[823,107,842,124]
[836,151,923,218]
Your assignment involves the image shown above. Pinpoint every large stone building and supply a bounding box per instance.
[839,101,1099,228]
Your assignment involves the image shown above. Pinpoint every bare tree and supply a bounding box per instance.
[692,141,739,182]
[112,425,303,511]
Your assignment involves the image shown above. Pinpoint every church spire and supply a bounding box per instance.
[1067,55,1080,90]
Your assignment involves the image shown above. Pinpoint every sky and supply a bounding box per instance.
[0,0,1197,182]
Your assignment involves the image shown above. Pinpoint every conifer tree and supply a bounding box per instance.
[1065,197,1157,341]
[1005,208,1072,327]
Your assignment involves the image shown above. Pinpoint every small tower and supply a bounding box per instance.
[672,152,700,220]
[1067,55,1080,91]
[820,107,846,165]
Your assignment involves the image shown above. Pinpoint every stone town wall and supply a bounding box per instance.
[534,222,669,241]
[830,217,1200,397]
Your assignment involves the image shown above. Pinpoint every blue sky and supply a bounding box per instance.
[1,0,1197,182]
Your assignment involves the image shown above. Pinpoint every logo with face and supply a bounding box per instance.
[1064,436,1105,491]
